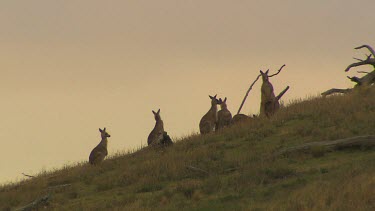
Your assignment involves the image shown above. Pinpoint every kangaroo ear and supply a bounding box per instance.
[99,128,103,132]
[260,70,263,74]
[103,127,106,131]
[224,97,227,103]
[157,109,160,114]
[152,110,156,115]
[265,69,270,75]
[214,94,217,98]
[209,95,213,99]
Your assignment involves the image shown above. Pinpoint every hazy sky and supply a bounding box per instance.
[1,1,374,184]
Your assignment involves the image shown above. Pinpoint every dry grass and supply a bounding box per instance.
[1,87,374,211]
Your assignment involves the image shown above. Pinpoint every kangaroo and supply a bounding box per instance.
[260,70,279,117]
[89,128,111,165]
[160,131,173,146]
[232,114,257,124]
[199,95,220,134]
[259,70,290,117]
[147,109,164,146]
[217,97,233,130]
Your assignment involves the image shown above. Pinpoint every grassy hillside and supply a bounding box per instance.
[1,87,374,211]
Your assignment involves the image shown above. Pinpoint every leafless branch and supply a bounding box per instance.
[357,71,370,74]
[268,64,286,77]
[237,74,261,114]
[345,45,375,72]
[22,173,35,178]
[353,54,372,62]
[345,59,375,72]
[353,57,362,62]
[186,165,209,174]
[355,45,375,56]
[276,86,290,100]
[347,76,362,85]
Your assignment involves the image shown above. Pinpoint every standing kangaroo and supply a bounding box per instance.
[217,97,232,130]
[147,109,164,146]
[89,128,111,165]
[199,95,220,134]
[260,70,289,117]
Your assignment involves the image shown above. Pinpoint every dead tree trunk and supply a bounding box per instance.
[322,45,375,96]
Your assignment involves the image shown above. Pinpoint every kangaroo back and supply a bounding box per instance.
[147,109,164,145]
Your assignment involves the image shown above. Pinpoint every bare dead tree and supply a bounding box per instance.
[237,64,287,115]
[345,45,375,72]
[322,45,375,96]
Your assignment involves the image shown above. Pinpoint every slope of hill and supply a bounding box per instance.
[1,87,374,211]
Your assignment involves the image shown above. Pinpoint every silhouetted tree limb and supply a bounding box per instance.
[355,45,375,57]
[237,74,261,114]
[322,45,375,96]
[345,45,375,72]
[276,86,290,100]
[22,173,35,178]
[357,70,370,74]
[268,64,286,77]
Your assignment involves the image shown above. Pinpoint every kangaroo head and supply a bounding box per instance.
[152,109,161,121]
[209,94,220,106]
[219,97,228,109]
[99,127,111,139]
[260,70,270,82]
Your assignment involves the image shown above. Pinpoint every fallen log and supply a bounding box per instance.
[276,135,375,156]
[186,165,209,174]
[47,183,72,190]
[16,194,51,211]
[321,88,353,97]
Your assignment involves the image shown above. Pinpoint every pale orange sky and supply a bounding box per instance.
[1,1,374,184]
